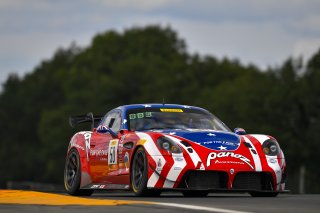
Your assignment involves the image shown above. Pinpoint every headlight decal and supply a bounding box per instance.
[166,135,204,169]
[243,136,262,171]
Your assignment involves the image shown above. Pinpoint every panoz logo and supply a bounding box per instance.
[206,152,253,169]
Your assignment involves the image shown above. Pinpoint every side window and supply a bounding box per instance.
[110,112,121,133]
[100,111,122,133]
[108,118,115,128]
[101,114,112,127]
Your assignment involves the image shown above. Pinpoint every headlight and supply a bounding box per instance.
[157,136,182,154]
[262,139,280,156]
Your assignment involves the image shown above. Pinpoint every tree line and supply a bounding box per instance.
[0,26,319,193]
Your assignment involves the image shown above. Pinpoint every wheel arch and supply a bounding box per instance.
[67,133,88,158]
[130,145,145,188]
[67,132,92,188]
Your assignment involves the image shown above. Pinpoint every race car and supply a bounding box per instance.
[64,104,286,197]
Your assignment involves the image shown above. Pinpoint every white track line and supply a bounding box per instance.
[154,202,253,213]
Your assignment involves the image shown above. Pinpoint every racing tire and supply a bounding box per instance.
[249,192,279,197]
[182,190,208,197]
[64,148,94,196]
[131,147,161,197]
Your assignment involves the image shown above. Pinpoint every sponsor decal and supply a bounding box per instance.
[91,184,129,190]
[160,108,183,113]
[119,146,123,154]
[124,152,129,171]
[108,139,119,165]
[202,140,237,146]
[70,141,85,151]
[230,168,235,174]
[174,167,182,170]
[175,157,184,162]
[129,112,152,120]
[90,149,108,157]
[269,158,277,163]
[97,125,108,132]
[84,133,91,153]
[214,160,245,165]
[119,135,126,144]
[90,184,106,189]
[78,132,92,161]
[156,159,162,172]
[91,185,100,189]
[206,152,253,169]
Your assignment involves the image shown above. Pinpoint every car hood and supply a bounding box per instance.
[152,129,241,151]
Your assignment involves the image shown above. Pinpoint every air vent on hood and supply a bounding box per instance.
[244,142,252,148]
[180,141,192,147]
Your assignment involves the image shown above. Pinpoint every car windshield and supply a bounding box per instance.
[127,108,231,132]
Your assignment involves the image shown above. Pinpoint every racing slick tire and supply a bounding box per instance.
[249,192,279,197]
[64,148,94,196]
[131,147,161,197]
[182,190,208,197]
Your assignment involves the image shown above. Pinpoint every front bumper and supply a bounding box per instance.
[149,165,285,192]
[147,154,286,192]
[177,170,277,192]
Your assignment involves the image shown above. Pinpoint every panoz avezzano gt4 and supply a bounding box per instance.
[64,104,286,197]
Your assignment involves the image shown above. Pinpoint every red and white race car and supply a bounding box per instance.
[64,104,286,197]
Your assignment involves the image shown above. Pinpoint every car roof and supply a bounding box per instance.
[115,103,210,113]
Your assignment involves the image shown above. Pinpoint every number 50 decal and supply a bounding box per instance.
[108,139,119,165]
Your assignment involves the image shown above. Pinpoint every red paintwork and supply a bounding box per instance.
[67,130,286,192]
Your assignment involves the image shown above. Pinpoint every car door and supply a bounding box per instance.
[89,110,122,183]
[88,130,112,183]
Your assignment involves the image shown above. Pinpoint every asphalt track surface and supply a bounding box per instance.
[1,190,319,213]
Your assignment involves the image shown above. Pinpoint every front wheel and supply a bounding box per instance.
[64,148,93,196]
[131,147,160,197]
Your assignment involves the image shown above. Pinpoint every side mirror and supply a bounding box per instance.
[97,125,118,137]
[234,127,246,135]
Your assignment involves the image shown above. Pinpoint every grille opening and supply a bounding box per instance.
[232,172,274,190]
[178,171,228,190]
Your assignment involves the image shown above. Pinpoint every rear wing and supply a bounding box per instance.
[69,112,103,129]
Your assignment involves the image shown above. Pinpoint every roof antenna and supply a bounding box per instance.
[162,97,166,105]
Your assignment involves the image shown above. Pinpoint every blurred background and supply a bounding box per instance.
[0,0,319,193]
